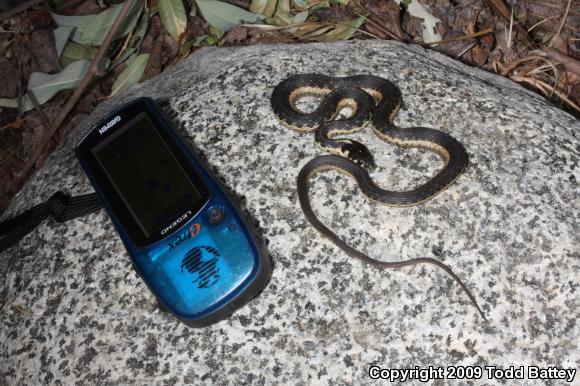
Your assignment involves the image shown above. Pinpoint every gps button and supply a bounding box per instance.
[207,206,225,224]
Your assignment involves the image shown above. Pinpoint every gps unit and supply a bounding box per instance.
[75,97,270,327]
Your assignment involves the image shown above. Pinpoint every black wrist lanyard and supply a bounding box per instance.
[0,192,102,253]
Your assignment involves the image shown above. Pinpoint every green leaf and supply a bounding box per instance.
[287,10,308,32]
[53,26,74,57]
[112,8,150,67]
[197,0,264,32]
[51,12,92,42]
[52,12,92,28]
[269,0,292,26]
[52,0,143,46]
[0,98,18,109]
[307,0,330,12]
[208,25,224,38]
[193,34,208,46]
[0,60,90,112]
[177,39,193,59]
[110,53,149,96]
[60,41,98,67]
[158,0,187,41]
[313,15,364,41]
[513,5,527,25]
[28,60,90,105]
[80,0,143,45]
[204,35,219,45]
[249,0,277,17]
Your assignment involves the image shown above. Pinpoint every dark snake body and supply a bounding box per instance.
[271,74,485,320]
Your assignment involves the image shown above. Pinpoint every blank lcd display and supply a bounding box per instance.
[92,113,202,238]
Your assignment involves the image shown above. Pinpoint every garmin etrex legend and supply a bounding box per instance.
[75,97,270,327]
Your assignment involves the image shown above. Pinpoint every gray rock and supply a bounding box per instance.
[1,40,578,385]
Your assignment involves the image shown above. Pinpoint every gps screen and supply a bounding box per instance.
[92,113,203,238]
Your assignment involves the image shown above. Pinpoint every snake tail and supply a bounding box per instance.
[297,155,486,320]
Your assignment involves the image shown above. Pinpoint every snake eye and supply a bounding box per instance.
[357,157,377,171]
[341,142,376,170]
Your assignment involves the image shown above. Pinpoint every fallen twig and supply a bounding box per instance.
[485,0,537,49]
[28,89,52,134]
[527,16,557,34]
[0,117,28,133]
[507,6,514,56]
[456,41,478,59]
[16,0,136,180]
[548,0,572,48]
[16,56,23,118]
[512,75,580,111]
[532,48,580,78]
[499,55,558,78]
[350,0,405,41]
[242,21,382,41]
[499,54,560,97]
[427,28,494,46]
[361,16,403,41]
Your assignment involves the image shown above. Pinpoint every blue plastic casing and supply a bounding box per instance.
[75,97,270,327]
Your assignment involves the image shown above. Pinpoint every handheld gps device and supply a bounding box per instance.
[75,97,270,327]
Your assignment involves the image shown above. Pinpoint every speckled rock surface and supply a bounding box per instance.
[1,40,578,385]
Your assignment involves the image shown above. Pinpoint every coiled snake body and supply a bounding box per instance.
[271,74,485,320]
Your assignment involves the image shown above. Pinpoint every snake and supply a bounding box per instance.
[271,74,486,320]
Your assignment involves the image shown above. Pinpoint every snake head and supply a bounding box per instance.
[341,141,376,171]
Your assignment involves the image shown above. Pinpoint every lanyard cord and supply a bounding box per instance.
[0,192,102,253]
